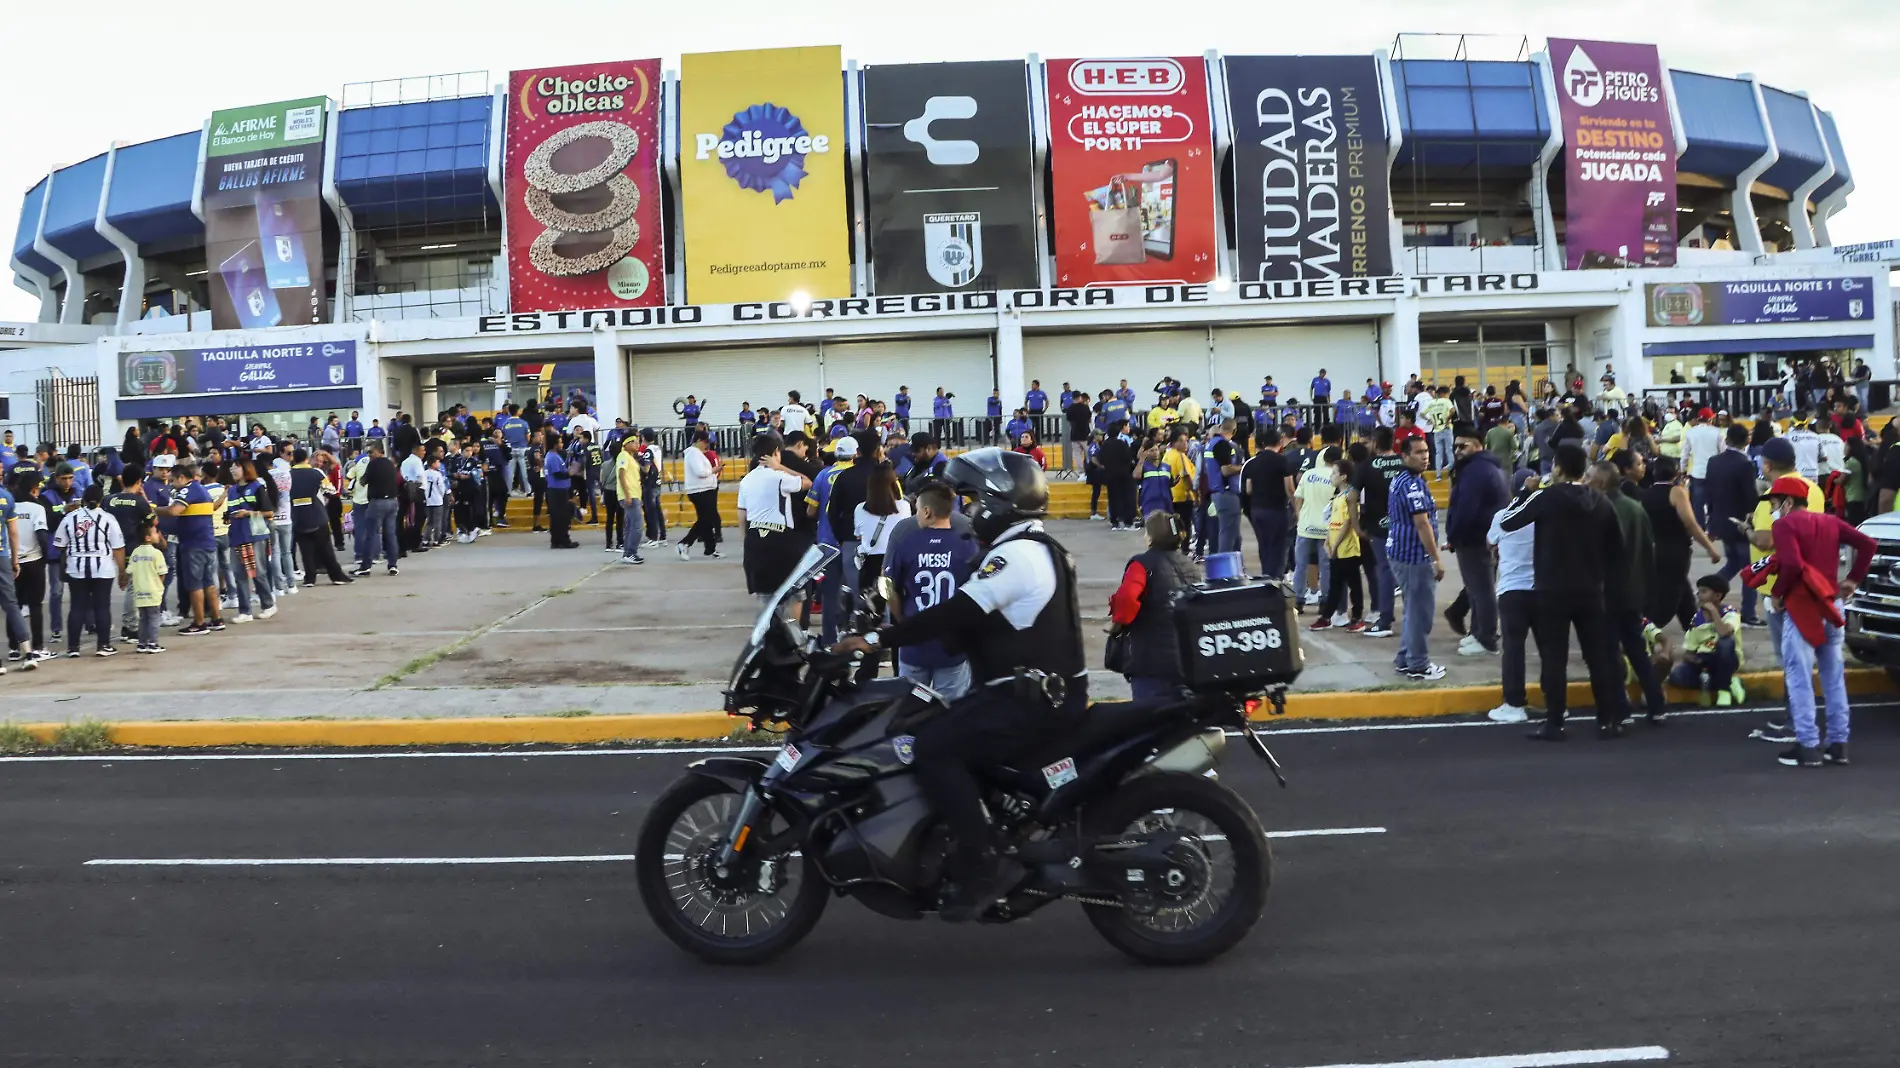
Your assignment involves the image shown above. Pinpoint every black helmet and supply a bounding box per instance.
[942,447,1048,542]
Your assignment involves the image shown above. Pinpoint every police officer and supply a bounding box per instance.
[832,448,1085,922]
[288,449,353,586]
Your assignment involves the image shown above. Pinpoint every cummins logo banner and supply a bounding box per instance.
[1224,55,1392,281]
[863,60,1039,294]
[1548,37,1678,269]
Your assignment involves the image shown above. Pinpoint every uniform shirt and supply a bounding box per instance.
[11,498,46,563]
[811,461,850,547]
[127,543,168,608]
[500,416,529,448]
[736,466,801,527]
[932,395,953,419]
[1095,397,1130,432]
[1487,502,1536,594]
[1294,465,1335,539]
[39,486,73,559]
[961,520,1059,630]
[894,392,912,416]
[1784,427,1821,480]
[681,401,701,424]
[53,507,124,579]
[1162,447,1194,503]
[1261,382,1279,406]
[481,440,509,475]
[1117,386,1137,409]
[1385,468,1436,564]
[779,404,813,437]
[1420,396,1454,432]
[1683,603,1743,664]
[543,450,572,490]
[1310,375,1332,400]
[423,468,449,506]
[175,480,216,551]
[887,524,981,670]
[345,419,364,438]
[1025,388,1047,414]
[367,424,386,440]
[104,491,153,551]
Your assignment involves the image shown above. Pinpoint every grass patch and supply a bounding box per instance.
[726,723,785,745]
[0,722,41,754]
[547,708,593,718]
[370,561,614,691]
[53,719,111,753]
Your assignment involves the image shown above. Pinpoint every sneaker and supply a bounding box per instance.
[29,650,55,664]
[51,630,63,642]
[283,585,298,596]
[1343,620,1369,633]
[233,614,254,624]
[351,566,373,577]
[178,624,209,636]
[457,533,474,544]
[476,528,493,538]
[1457,635,1496,657]
[161,612,183,627]
[1443,608,1468,637]
[1302,592,1321,606]
[388,567,400,576]
[1824,743,1850,766]
[1089,513,1104,521]
[1750,721,1796,744]
[65,650,81,658]
[259,606,278,620]
[142,643,167,654]
[676,543,689,559]
[1777,744,1822,767]
[5,650,17,662]
[121,627,138,643]
[1363,624,1394,638]
[1739,617,1767,629]
[1487,703,1529,724]
[221,596,239,610]
[605,546,620,553]
[1714,690,1732,707]
[1728,679,1746,704]
[1309,619,1333,631]
[710,550,726,560]
[207,619,227,632]
[1402,663,1448,682]
[95,646,117,658]
[1330,611,1349,626]
[620,556,645,565]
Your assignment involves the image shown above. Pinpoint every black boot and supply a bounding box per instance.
[938,854,1025,924]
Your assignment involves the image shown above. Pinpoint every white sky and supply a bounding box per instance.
[6,0,1895,321]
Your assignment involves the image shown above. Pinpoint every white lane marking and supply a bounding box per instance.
[1294,1047,1669,1068]
[85,854,642,867]
[9,698,1893,763]
[1265,826,1385,839]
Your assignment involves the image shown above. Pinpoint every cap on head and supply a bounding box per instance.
[1760,438,1797,468]
[1769,475,1811,502]
[832,436,859,459]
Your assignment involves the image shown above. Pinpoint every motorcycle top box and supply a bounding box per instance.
[1173,579,1302,689]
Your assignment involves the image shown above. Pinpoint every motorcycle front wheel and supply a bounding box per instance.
[636,775,828,964]
[1081,772,1270,965]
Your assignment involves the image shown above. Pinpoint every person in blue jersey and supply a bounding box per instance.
[541,428,579,549]
[893,386,913,432]
[498,404,532,493]
[809,435,857,645]
[884,482,980,699]
[1025,380,1048,417]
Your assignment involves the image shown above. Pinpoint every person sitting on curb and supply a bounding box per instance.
[1666,574,1745,707]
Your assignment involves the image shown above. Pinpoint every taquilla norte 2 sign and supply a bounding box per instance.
[119,340,358,397]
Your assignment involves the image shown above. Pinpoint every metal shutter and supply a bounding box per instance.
[1025,329,1211,406]
[819,337,994,413]
[626,344,822,427]
[1210,323,1382,405]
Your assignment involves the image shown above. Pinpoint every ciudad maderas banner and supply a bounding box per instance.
[1549,38,1677,269]
[1225,55,1392,282]
[862,59,1039,295]
[201,97,330,330]
[680,45,850,304]
[1045,57,1218,287]
[505,59,666,312]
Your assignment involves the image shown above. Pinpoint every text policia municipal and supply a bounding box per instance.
[475,274,1541,333]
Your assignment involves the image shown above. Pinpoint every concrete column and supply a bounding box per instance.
[320,99,356,324]
[1784,95,1832,251]
[355,340,384,427]
[31,167,85,326]
[11,262,60,322]
[1731,75,1778,257]
[1383,298,1421,386]
[493,364,515,411]
[593,330,627,425]
[1530,52,1565,271]
[994,309,1025,410]
[97,142,149,330]
[418,367,439,422]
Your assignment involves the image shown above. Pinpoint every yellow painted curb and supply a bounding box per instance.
[11,669,1890,749]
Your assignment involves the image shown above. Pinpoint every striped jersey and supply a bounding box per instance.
[53,507,125,579]
[1385,468,1437,565]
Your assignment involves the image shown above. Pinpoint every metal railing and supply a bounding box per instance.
[1639,381,1893,416]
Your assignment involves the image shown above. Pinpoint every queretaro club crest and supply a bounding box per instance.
[328,364,347,385]
[925,212,982,288]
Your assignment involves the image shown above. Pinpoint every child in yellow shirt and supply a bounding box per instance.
[125,521,169,654]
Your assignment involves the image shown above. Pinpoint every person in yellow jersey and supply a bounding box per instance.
[1160,427,1197,549]
[1420,386,1454,480]
[1741,436,1824,745]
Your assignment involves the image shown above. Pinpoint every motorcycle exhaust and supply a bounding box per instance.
[1139,728,1227,778]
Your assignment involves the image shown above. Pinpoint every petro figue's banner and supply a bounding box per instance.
[863,59,1039,294]
[680,45,850,304]
[1225,55,1392,282]
[1549,38,1677,269]
[202,96,331,330]
[1045,56,1218,287]
[505,59,666,312]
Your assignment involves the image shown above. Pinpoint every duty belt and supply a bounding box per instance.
[983,668,1075,708]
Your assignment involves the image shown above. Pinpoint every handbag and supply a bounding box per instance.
[1090,177,1147,265]
[1103,624,1133,674]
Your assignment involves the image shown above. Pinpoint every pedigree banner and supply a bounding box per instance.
[1225,55,1392,282]
[505,59,666,312]
[680,45,851,304]
[1045,57,1218,287]
[1549,38,1677,269]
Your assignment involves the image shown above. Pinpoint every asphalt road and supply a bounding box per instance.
[1,705,1897,1067]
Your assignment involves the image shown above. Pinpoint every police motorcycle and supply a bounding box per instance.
[635,533,1301,966]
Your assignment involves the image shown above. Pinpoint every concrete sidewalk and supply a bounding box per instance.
[0,518,1792,724]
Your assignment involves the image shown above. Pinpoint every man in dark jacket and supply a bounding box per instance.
[1588,461,1667,723]
[1498,442,1626,740]
[1095,422,1138,529]
[1444,423,1508,655]
[1705,423,1763,625]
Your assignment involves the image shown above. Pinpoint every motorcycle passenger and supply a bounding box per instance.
[831,448,1085,922]
[1107,511,1198,700]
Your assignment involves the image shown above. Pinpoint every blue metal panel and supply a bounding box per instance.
[117,386,363,420]
[1814,111,1850,201]
[1393,60,1549,170]
[1644,334,1872,358]
[1671,70,1768,180]
[335,95,497,227]
[42,153,115,261]
[12,178,54,275]
[1760,86,1825,192]
[103,131,204,247]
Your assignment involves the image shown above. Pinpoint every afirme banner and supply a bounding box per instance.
[119,340,359,398]
[1645,277,1878,327]
[1548,38,1678,269]
[201,96,331,330]
[862,59,1039,295]
[1044,56,1218,287]
[504,59,666,312]
[1224,55,1392,282]
[679,45,851,304]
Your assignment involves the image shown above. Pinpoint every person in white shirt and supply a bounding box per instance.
[52,484,126,657]
[1486,470,1541,724]
[852,459,912,596]
[422,458,450,547]
[736,435,812,603]
[9,493,50,658]
[567,404,599,441]
[778,391,814,439]
[677,430,724,560]
[1816,422,1846,479]
[1679,407,1724,528]
[1784,413,1822,481]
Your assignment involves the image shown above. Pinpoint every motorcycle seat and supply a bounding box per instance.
[978,697,1184,789]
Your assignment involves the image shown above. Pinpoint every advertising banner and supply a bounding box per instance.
[862,60,1039,294]
[1645,277,1877,327]
[119,340,358,398]
[1549,38,1677,269]
[202,96,331,330]
[1045,56,1218,287]
[505,59,666,312]
[680,45,851,304]
[1225,55,1392,282]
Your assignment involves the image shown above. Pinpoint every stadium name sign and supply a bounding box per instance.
[474,273,1542,333]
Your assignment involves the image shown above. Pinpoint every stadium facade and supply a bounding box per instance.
[2,39,1893,446]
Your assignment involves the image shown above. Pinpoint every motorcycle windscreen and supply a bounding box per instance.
[748,542,839,645]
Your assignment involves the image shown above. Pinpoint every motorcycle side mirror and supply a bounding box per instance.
[877,576,899,604]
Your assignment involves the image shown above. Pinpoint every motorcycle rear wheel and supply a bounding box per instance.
[636,775,828,964]
[1080,772,1270,965]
